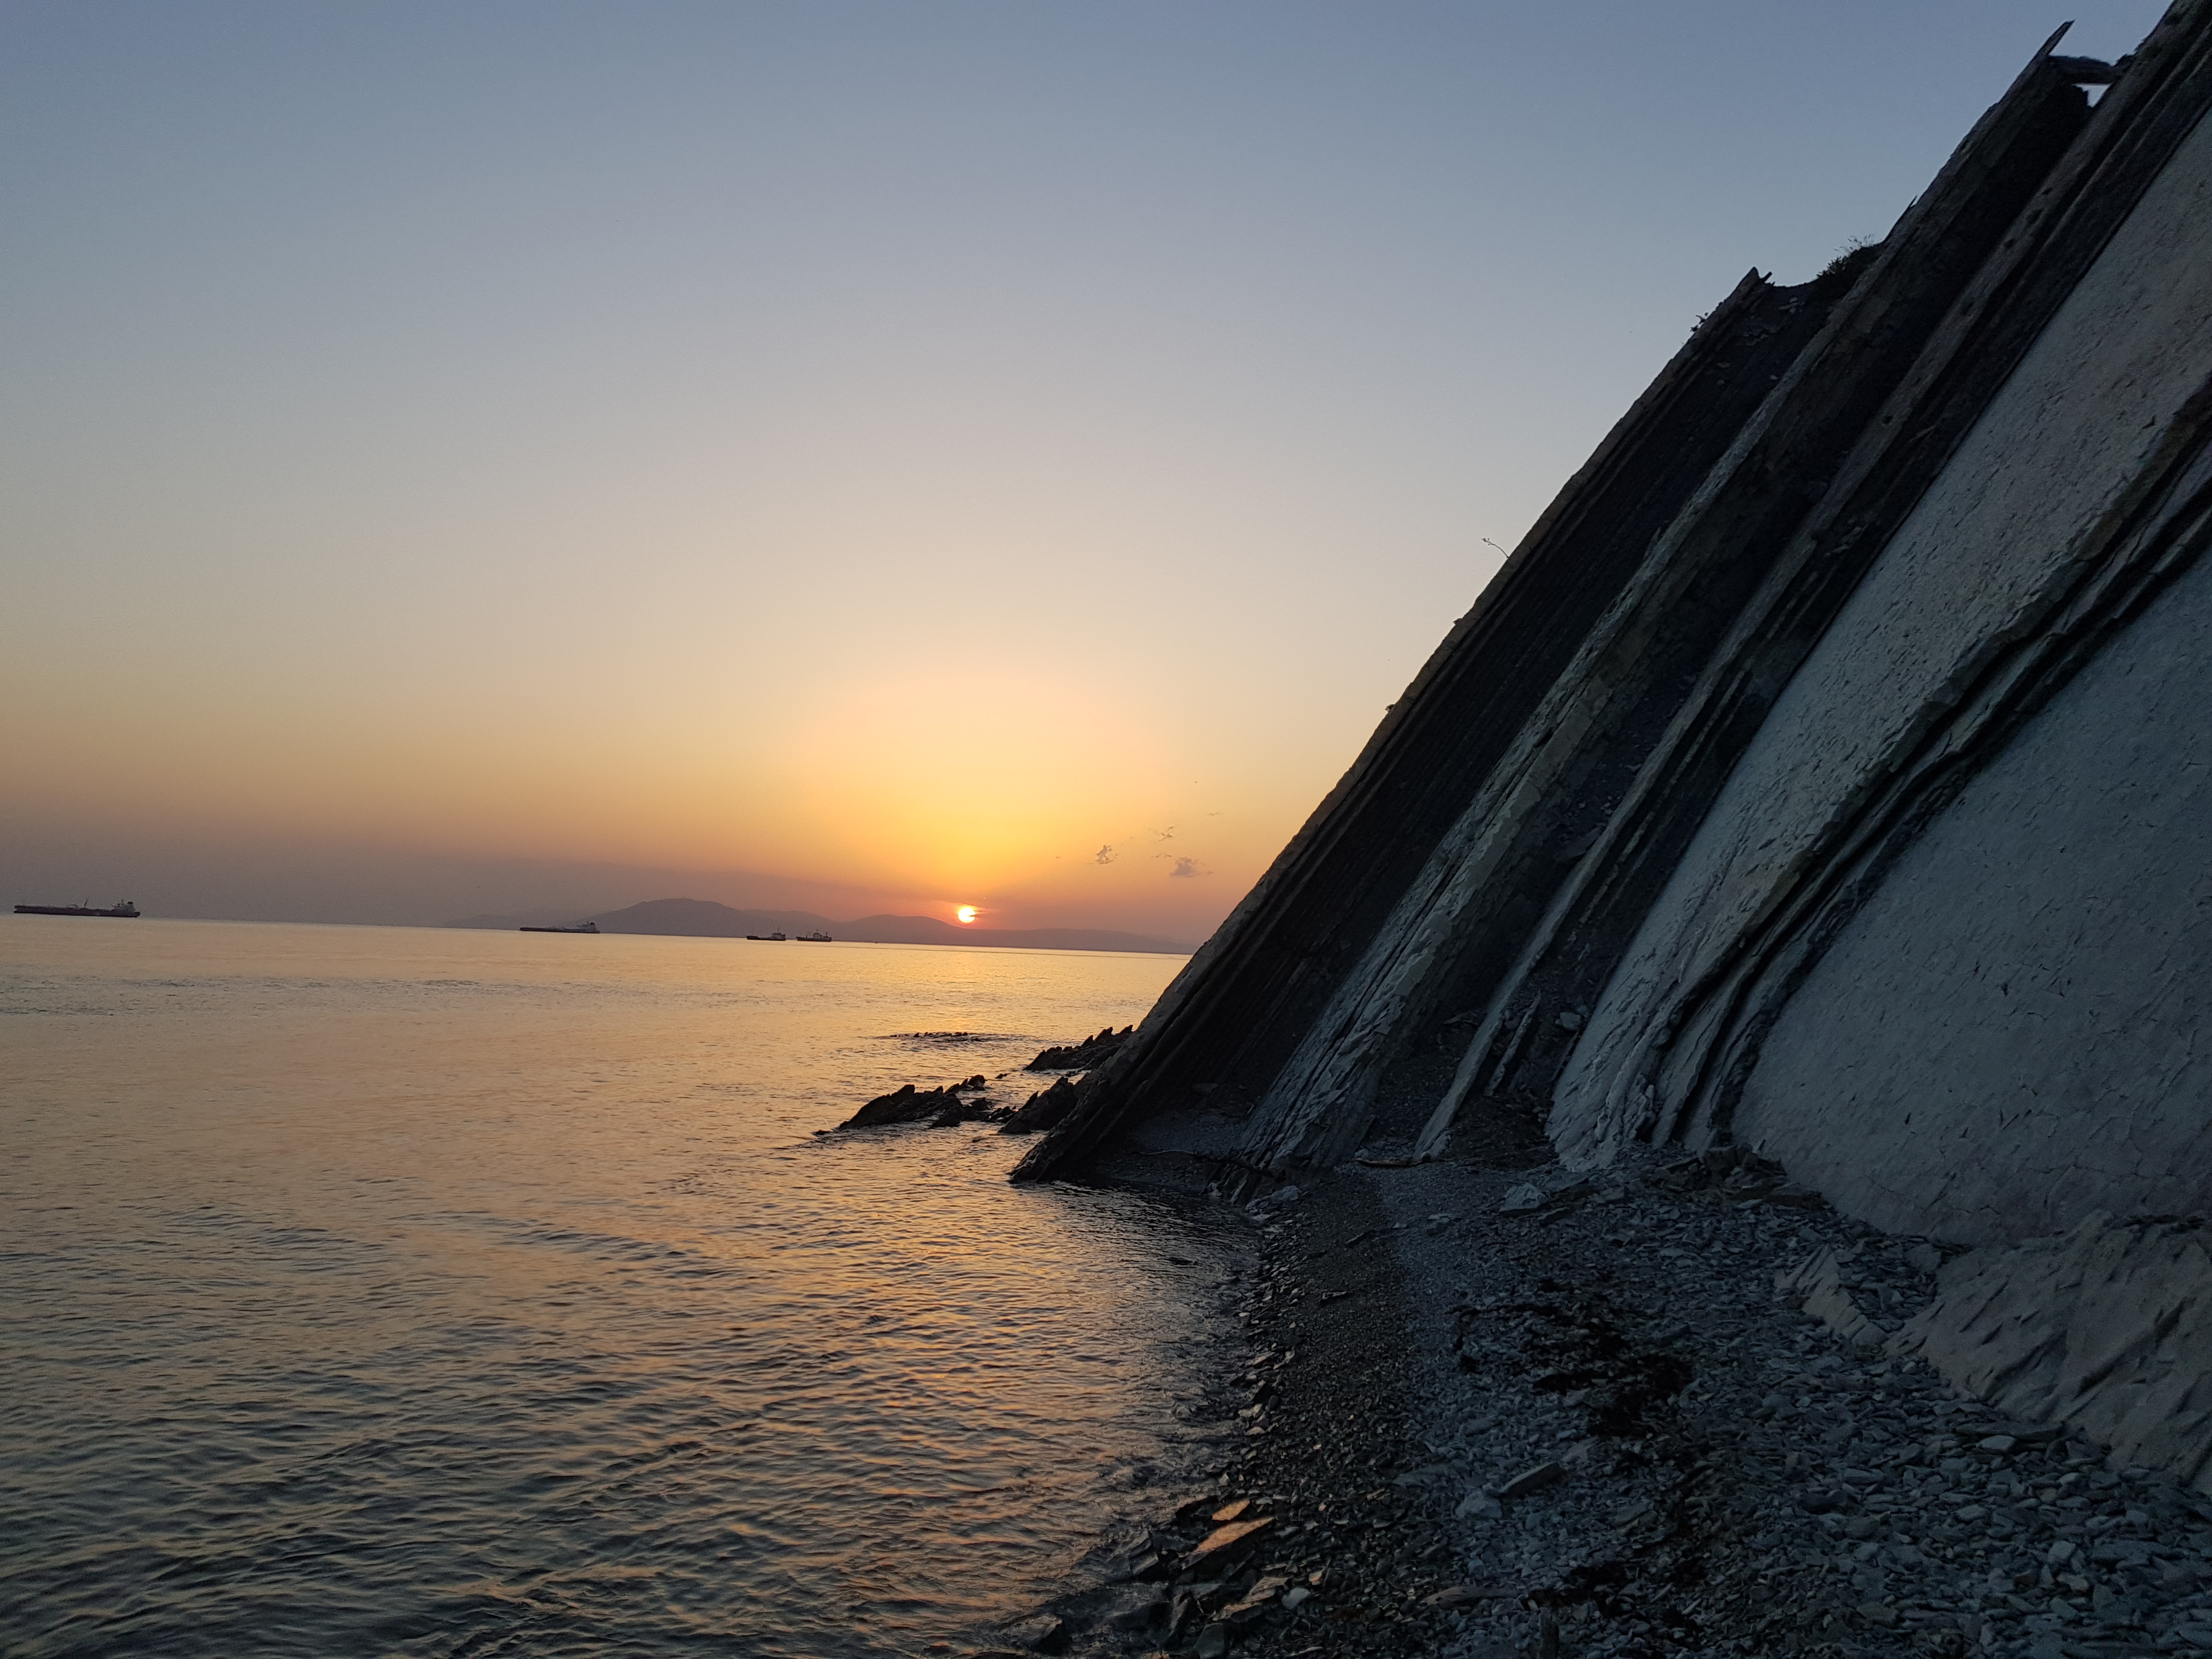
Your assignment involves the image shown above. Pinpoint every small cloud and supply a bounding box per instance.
[1093,844,1116,865]
[1167,856,1208,879]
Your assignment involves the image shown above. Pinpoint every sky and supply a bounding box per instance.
[1,1,2169,942]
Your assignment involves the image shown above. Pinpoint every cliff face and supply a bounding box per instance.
[1555,95,2212,1243]
[1017,6,2212,1242]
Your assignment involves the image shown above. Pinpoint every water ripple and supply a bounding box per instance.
[1,919,1223,1658]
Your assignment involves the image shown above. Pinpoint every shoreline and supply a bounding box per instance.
[991,1120,2212,1659]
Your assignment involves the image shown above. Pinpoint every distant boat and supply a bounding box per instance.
[746,932,788,941]
[795,931,832,942]
[14,900,140,918]
[520,921,600,934]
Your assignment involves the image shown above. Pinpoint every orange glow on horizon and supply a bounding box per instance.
[1,630,1331,942]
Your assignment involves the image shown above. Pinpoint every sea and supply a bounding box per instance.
[0,916,1235,1658]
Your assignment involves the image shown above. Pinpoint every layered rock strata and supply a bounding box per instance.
[1014,5,2212,1496]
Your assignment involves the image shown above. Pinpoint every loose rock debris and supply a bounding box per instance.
[988,1146,2212,1659]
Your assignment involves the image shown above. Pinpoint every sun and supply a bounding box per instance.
[956,905,978,924]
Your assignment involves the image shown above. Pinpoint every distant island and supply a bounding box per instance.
[447,897,1192,956]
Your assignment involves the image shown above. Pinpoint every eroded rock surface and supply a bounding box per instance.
[1897,1216,2212,1496]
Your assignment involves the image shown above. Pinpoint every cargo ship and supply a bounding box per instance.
[14,900,140,918]
[520,921,599,934]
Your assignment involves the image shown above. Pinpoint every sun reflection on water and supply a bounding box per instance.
[0,918,1221,1658]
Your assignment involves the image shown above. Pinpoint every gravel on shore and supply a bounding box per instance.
[990,1109,2212,1659]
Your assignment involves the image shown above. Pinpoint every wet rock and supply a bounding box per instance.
[1025,1026,1133,1071]
[1106,1548,1169,1584]
[1105,1594,1172,1634]
[998,1075,1084,1135]
[930,1093,1001,1128]
[999,1612,1069,1654]
[838,1082,932,1128]
[838,1081,967,1128]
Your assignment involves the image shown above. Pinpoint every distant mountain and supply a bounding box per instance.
[582,899,838,937]
[447,896,1192,954]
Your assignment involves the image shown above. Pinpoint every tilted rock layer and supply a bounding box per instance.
[1017,4,2212,1494]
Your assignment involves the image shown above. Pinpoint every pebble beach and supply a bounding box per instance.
[1003,1107,2212,1659]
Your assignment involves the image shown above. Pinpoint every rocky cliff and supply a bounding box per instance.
[1014,6,2212,1493]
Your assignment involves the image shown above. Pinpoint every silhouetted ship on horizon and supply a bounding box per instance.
[520,921,599,934]
[15,900,140,918]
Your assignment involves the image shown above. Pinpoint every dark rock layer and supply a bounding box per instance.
[1008,3,2212,1504]
[1013,7,2212,1239]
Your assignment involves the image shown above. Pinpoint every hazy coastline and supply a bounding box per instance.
[445,895,1196,956]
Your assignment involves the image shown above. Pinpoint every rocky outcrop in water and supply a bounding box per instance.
[1028,1026,1135,1073]
[1012,5,2212,1502]
[834,1076,995,1129]
[999,1076,1085,1136]
[829,1037,1119,1136]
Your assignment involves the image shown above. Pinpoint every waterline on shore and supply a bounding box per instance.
[1,917,1212,1657]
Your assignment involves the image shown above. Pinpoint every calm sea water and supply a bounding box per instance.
[0,917,1229,1658]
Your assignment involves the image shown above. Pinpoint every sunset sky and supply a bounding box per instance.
[2,1,2165,942]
